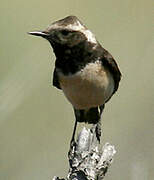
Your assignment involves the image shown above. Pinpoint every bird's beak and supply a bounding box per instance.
[28,31,49,38]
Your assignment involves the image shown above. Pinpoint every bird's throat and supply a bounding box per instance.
[54,42,98,75]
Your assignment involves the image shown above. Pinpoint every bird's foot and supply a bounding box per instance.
[70,138,76,148]
[68,138,76,159]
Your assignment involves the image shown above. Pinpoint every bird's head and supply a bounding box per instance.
[29,16,97,48]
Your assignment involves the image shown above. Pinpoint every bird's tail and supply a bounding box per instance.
[73,105,104,142]
[74,105,104,124]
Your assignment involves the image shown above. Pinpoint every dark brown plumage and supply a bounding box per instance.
[29,16,121,142]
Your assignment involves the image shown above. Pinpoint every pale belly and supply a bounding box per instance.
[58,61,114,109]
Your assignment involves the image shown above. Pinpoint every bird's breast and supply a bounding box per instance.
[57,60,114,109]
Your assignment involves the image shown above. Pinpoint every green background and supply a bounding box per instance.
[0,0,153,179]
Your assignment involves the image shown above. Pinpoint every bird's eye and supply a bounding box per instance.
[61,30,70,36]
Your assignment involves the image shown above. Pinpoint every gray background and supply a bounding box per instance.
[0,0,153,180]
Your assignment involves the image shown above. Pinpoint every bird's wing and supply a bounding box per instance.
[53,68,62,90]
[101,49,121,95]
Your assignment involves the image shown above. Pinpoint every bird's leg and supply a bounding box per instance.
[70,119,77,146]
[68,119,78,159]
[95,105,105,143]
[95,119,101,143]
[70,108,82,147]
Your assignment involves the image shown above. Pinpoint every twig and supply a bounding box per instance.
[53,126,116,180]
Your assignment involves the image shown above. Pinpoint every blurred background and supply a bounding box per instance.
[0,0,153,180]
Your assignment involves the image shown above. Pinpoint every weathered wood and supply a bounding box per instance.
[53,125,116,180]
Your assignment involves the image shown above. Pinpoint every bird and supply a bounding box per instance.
[28,15,121,143]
